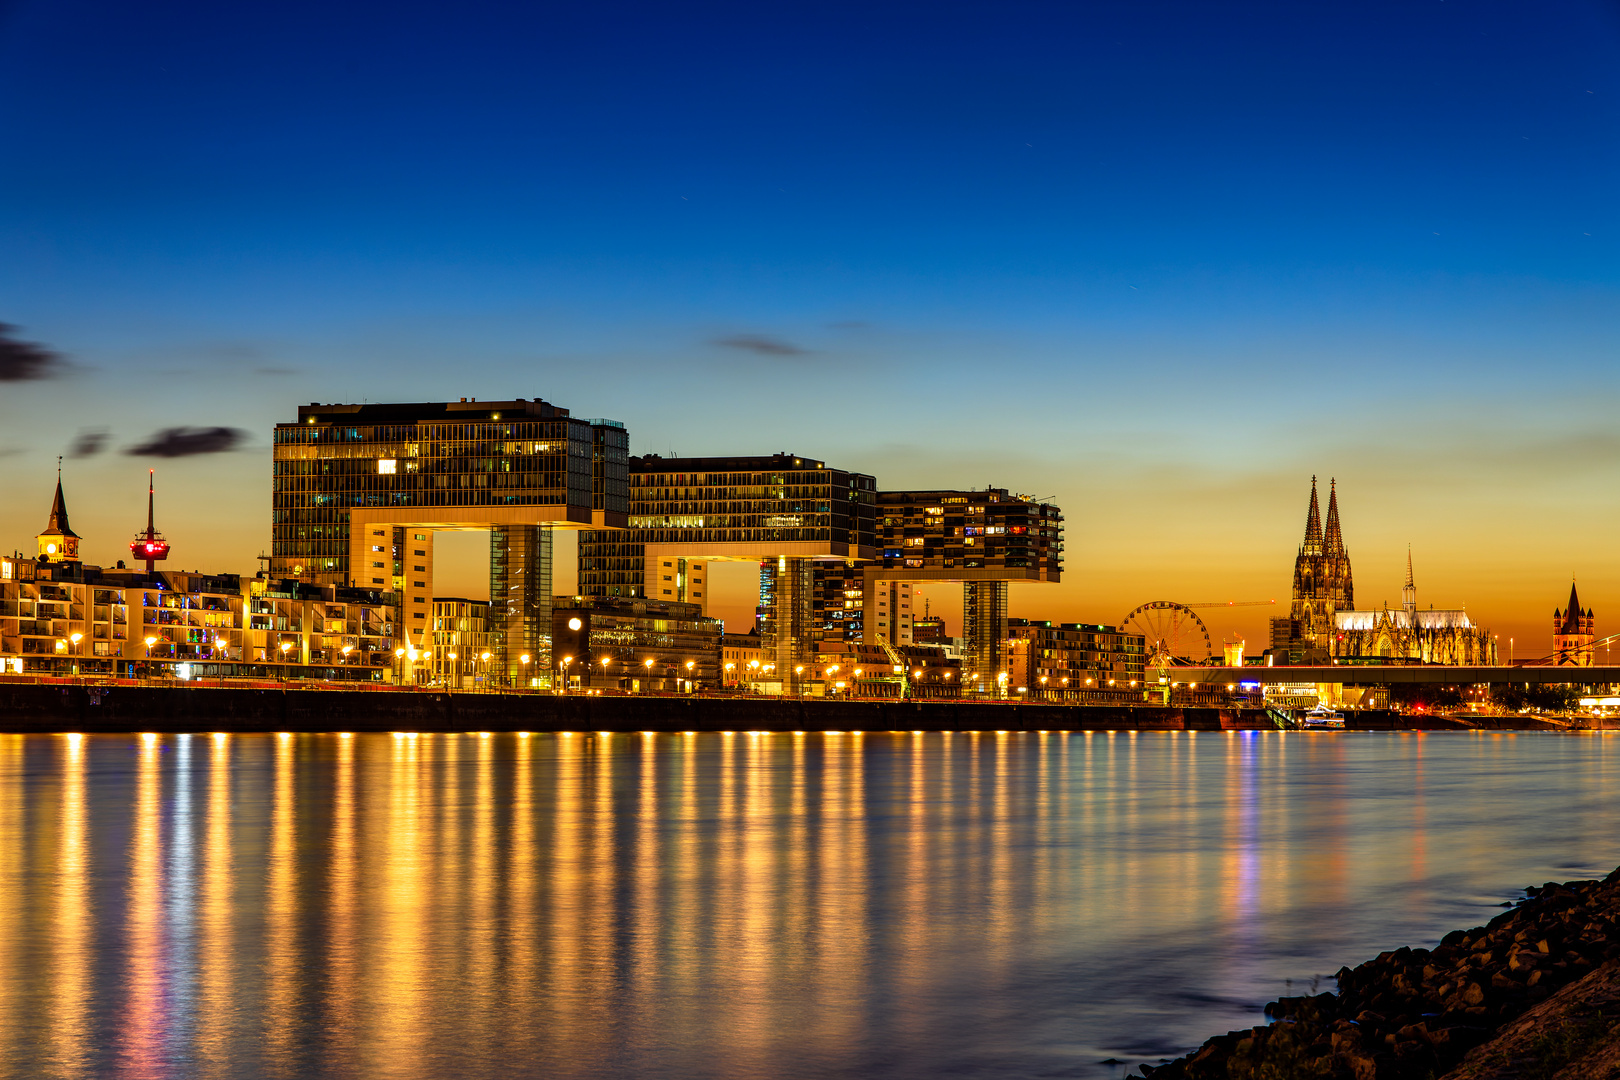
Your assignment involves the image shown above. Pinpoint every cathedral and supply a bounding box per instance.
[1269,477,1497,666]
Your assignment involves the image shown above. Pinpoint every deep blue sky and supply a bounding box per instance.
[2,0,1617,644]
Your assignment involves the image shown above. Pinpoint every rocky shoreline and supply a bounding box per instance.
[1141,868,1620,1079]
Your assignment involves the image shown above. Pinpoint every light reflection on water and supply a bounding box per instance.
[0,729,1616,1079]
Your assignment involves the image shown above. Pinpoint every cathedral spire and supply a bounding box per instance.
[1402,544,1416,614]
[1323,478,1344,555]
[1302,475,1322,551]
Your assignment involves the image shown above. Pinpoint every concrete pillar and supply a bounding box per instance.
[490,525,553,688]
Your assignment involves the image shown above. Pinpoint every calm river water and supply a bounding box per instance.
[2,730,1618,1079]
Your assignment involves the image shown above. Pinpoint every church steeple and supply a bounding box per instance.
[1323,478,1344,555]
[37,458,82,563]
[1301,475,1322,553]
[1402,545,1416,615]
[1554,578,1596,665]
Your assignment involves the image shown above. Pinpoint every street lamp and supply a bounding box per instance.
[480,650,492,693]
[520,653,531,689]
[684,658,695,692]
[559,655,573,694]
[69,631,83,676]
[144,635,159,682]
[643,657,655,692]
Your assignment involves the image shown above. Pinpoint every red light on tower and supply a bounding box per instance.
[129,469,171,573]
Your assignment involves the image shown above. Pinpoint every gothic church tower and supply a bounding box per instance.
[1289,476,1353,648]
[1553,581,1595,666]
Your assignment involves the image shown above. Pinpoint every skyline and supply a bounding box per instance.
[2,0,1616,654]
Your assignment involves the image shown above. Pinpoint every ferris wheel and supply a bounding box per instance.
[1123,601,1213,668]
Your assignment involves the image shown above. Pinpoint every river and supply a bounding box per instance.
[1,729,1616,1079]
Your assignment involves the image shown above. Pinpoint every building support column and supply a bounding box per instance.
[490,525,553,688]
[964,580,1008,696]
[762,555,813,694]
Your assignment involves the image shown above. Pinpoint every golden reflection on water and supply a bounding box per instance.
[196,734,233,1077]
[118,733,164,1078]
[13,730,1620,1080]
[265,733,298,1072]
[47,734,88,1076]
[0,736,20,1064]
[371,728,425,1077]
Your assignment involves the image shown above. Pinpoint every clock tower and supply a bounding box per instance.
[36,463,81,563]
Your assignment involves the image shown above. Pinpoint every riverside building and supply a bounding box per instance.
[1007,620,1147,699]
[2,471,397,681]
[579,452,878,692]
[430,597,491,688]
[271,398,628,685]
[873,488,1064,689]
[550,595,723,692]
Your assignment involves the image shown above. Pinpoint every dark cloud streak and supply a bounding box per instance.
[0,323,66,381]
[712,333,810,357]
[69,429,110,458]
[125,426,248,457]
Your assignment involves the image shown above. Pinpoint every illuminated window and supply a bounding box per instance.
[378,459,397,475]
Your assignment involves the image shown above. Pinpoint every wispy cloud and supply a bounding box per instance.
[253,366,299,376]
[125,426,248,457]
[0,323,66,381]
[711,333,809,357]
[69,429,110,458]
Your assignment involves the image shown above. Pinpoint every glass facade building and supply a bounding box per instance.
[271,398,628,684]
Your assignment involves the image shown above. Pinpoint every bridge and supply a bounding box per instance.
[1168,666,1620,686]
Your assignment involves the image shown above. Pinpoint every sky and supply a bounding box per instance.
[1,0,1616,658]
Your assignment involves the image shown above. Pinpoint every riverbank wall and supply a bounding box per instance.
[0,682,1337,734]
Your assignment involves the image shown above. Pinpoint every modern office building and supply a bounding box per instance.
[1007,619,1147,698]
[271,398,628,685]
[872,488,1064,688]
[431,597,492,688]
[579,452,878,690]
[550,595,723,692]
[753,559,912,648]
